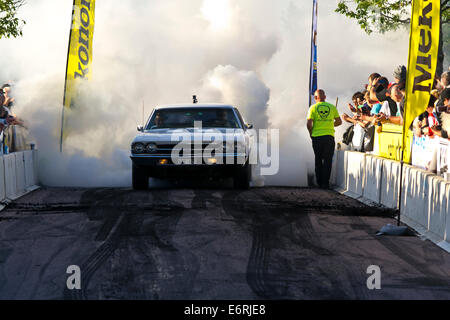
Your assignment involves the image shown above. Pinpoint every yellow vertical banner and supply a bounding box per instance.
[60,0,96,151]
[403,0,440,161]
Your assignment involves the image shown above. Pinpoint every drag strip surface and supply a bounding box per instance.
[0,187,449,299]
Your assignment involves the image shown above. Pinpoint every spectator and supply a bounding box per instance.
[2,84,14,109]
[437,72,450,107]
[393,65,407,85]
[376,84,401,121]
[413,95,438,137]
[356,91,383,123]
[369,76,397,115]
[367,73,381,91]
[357,90,372,116]
[440,71,450,89]
[346,92,364,114]
[342,92,365,125]
[431,88,450,138]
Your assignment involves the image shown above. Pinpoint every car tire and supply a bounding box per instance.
[132,164,149,190]
[233,163,251,190]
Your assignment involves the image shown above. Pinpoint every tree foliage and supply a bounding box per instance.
[336,0,449,35]
[0,0,26,39]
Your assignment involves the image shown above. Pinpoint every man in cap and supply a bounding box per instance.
[393,65,407,85]
[307,89,342,189]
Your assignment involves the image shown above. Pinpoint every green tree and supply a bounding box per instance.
[0,0,25,39]
[336,0,450,75]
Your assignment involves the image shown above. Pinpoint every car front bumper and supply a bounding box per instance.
[130,153,248,179]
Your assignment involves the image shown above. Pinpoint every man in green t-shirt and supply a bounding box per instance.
[307,89,342,189]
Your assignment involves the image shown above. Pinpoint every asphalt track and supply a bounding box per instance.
[0,185,449,300]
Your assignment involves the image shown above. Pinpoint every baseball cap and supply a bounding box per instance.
[393,65,407,81]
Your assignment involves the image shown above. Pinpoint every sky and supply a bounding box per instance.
[0,0,410,187]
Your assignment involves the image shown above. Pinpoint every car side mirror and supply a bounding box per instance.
[137,125,144,132]
[246,124,253,130]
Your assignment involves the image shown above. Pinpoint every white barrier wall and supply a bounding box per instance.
[0,158,5,202]
[380,159,401,209]
[333,150,450,251]
[4,154,17,200]
[363,155,383,203]
[446,189,450,244]
[401,165,433,228]
[15,152,26,196]
[0,150,39,204]
[24,150,37,188]
[427,176,448,241]
[346,152,365,197]
[335,150,347,191]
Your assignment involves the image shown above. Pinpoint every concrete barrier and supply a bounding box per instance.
[346,151,365,197]
[0,151,39,204]
[24,150,36,188]
[15,152,26,197]
[380,159,401,209]
[444,184,450,248]
[363,155,383,204]
[400,165,433,228]
[32,150,39,185]
[334,147,450,252]
[0,157,5,203]
[330,152,337,187]
[4,154,17,200]
[427,175,448,241]
[334,150,347,191]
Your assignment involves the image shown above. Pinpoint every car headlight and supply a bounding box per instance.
[205,157,218,165]
[146,143,157,153]
[132,143,145,154]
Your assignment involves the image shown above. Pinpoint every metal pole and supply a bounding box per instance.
[398,150,404,226]
[308,0,316,108]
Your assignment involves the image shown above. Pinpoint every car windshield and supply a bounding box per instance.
[147,108,241,130]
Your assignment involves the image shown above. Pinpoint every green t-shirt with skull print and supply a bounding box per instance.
[307,102,340,137]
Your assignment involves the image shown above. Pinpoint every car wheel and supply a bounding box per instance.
[233,164,251,190]
[132,164,149,190]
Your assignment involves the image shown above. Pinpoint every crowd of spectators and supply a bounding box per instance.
[0,83,26,155]
[340,65,450,153]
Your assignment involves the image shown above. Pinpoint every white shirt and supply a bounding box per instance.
[379,100,401,117]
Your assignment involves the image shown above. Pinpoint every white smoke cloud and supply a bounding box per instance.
[200,65,270,129]
[0,0,409,187]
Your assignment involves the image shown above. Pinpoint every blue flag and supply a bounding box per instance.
[309,0,318,107]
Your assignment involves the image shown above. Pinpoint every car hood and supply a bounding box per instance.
[132,128,248,144]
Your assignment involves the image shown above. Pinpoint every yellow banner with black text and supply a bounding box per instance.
[61,0,96,150]
[403,0,440,161]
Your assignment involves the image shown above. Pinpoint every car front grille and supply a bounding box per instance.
[132,142,241,155]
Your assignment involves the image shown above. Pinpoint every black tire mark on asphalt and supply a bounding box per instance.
[221,190,289,299]
[191,188,228,213]
[0,247,13,295]
[64,188,200,300]
[63,189,139,300]
[289,215,334,257]
[349,216,450,298]
[245,226,282,299]
[64,212,128,300]
[221,189,393,299]
[124,190,200,299]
